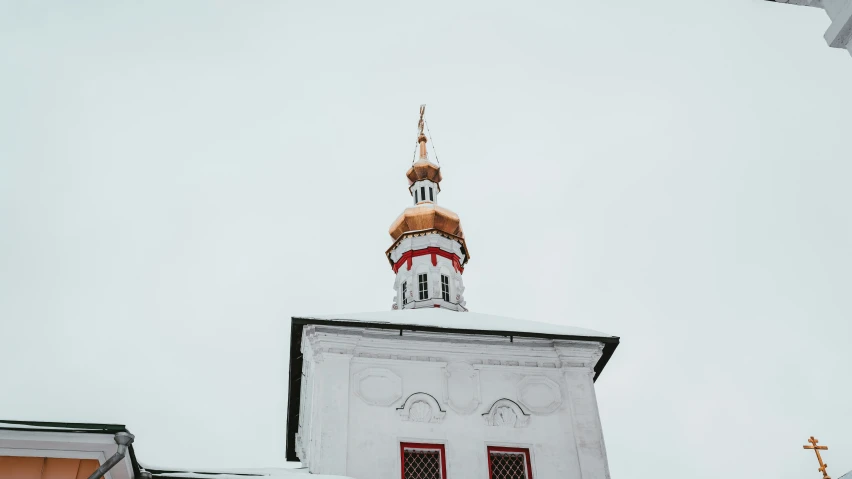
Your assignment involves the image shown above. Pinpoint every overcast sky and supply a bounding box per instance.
[2,1,851,478]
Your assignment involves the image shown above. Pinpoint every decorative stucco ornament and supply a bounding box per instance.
[442,362,481,415]
[397,392,446,423]
[516,375,563,414]
[352,368,403,407]
[482,399,530,428]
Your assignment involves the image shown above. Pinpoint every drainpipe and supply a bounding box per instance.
[87,432,135,479]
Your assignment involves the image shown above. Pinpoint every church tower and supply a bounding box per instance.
[388,106,468,311]
[285,106,620,479]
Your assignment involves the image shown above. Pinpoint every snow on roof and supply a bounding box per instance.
[0,419,127,433]
[294,308,616,339]
[150,473,352,479]
[145,464,353,479]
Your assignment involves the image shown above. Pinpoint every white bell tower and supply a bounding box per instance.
[387,105,469,311]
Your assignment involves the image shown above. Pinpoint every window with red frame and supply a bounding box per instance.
[487,446,532,479]
[401,442,447,479]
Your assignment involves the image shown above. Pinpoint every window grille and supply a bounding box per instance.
[488,447,532,479]
[402,282,408,306]
[418,273,428,300]
[440,275,449,302]
[401,443,446,479]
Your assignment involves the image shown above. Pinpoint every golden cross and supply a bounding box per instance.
[418,104,426,136]
[803,436,830,479]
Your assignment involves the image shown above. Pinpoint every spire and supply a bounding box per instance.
[406,104,442,185]
[417,104,428,161]
[389,105,469,311]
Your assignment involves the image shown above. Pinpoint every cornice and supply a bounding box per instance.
[554,341,604,369]
[303,325,600,372]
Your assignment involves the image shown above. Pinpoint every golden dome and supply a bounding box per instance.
[406,131,443,186]
[406,159,442,185]
[405,158,441,186]
[389,204,464,240]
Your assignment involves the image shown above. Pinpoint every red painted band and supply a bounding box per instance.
[391,247,464,274]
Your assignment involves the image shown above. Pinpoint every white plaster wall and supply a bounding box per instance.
[346,362,583,479]
[389,233,466,311]
[393,254,465,311]
[297,325,611,479]
[410,180,439,204]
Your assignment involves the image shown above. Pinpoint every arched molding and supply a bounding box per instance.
[482,398,530,428]
[396,392,446,423]
[393,273,414,310]
[412,263,430,300]
[414,262,431,277]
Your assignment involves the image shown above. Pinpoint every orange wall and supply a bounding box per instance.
[0,457,100,479]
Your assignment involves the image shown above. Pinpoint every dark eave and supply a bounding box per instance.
[146,468,262,478]
[0,419,128,434]
[285,316,619,461]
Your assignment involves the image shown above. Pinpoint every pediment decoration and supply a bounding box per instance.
[396,392,446,423]
[442,362,481,415]
[353,368,403,407]
[482,398,530,428]
[516,375,563,414]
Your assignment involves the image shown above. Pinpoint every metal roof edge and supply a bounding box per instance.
[291,316,620,343]
[594,340,619,381]
[0,419,128,433]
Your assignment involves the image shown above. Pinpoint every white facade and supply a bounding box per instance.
[769,0,852,57]
[390,232,467,311]
[293,310,614,479]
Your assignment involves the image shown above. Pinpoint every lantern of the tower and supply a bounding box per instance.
[387,106,469,311]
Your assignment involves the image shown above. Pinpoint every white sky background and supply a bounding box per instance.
[1,1,851,477]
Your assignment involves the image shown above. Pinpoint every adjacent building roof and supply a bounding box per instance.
[0,420,354,479]
[0,419,141,479]
[284,309,620,461]
[143,465,353,479]
[0,419,131,435]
